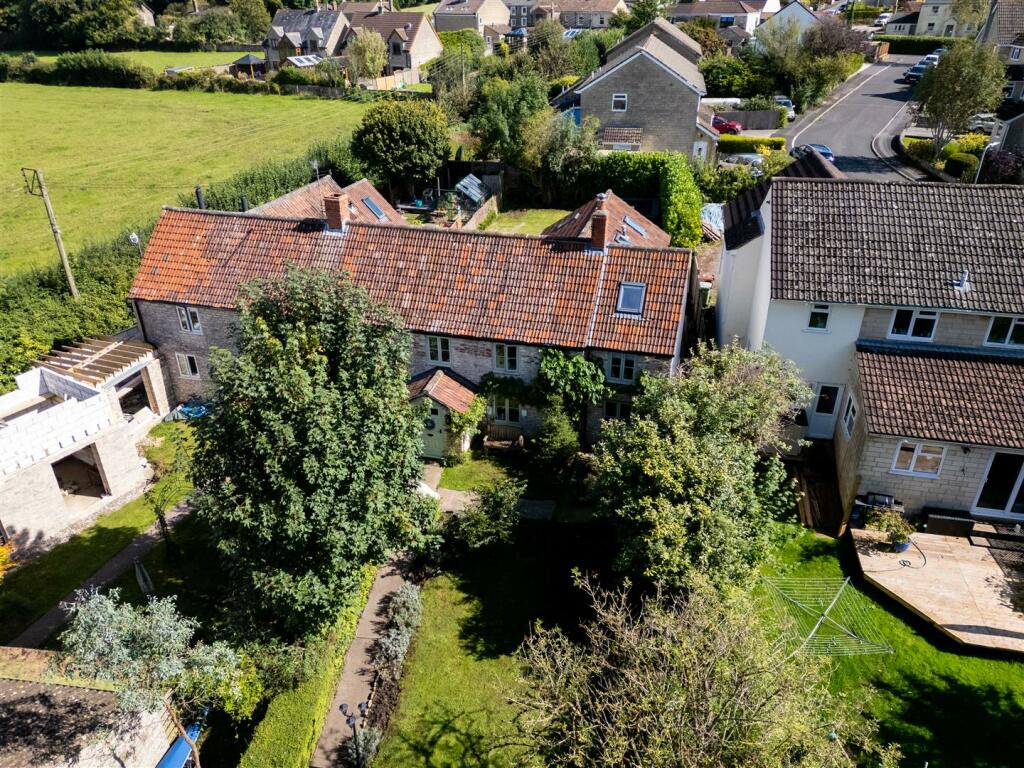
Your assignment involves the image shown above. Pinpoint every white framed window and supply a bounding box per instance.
[490,396,521,424]
[806,303,831,332]
[493,343,518,372]
[888,309,937,341]
[616,282,645,315]
[176,305,202,334]
[842,394,857,438]
[891,441,945,477]
[604,399,632,420]
[611,93,628,112]
[608,354,637,383]
[1011,47,1021,62]
[427,336,450,364]
[175,352,200,379]
[986,316,1024,347]
[598,14,605,25]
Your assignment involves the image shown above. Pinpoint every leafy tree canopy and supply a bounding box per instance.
[470,72,549,164]
[680,19,726,57]
[28,0,136,48]
[228,0,269,40]
[192,267,429,640]
[347,29,388,79]
[519,110,601,206]
[351,99,450,196]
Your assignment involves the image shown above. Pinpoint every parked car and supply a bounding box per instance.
[967,113,997,132]
[874,12,892,26]
[773,95,797,121]
[903,64,928,83]
[791,143,836,163]
[720,153,766,173]
[931,47,948,57]
[712,114,743,134]
[919,54,940,67]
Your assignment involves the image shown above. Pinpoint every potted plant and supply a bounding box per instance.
[866,507,915,552]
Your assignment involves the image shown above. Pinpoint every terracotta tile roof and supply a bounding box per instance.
[345,10,430,41]
[407,367,478,412]
[770,179,1024,313]
[856,341,1024,449]
[251,177,403,224]
[600,126,643,145]
[129,209,692,356]
[542,191,671,247]
[722,150,845,249]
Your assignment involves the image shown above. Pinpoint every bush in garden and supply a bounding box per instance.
[904,137,935,161]
[374,626,413,677]
[534,399,581,479]
[452,478,526,550]
[716,135,786,154]
[954,132,990,156]
[346,726,383,768]
[944,152,979,181]
[388,584,422,633]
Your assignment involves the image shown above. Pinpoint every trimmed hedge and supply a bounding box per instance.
[873,35,960,55]
[659,154,703,248]
[945,152,979,181]
[3,50,157,88]
[717,135,787,153]
[238,564,378,768]
[154,69,280,94]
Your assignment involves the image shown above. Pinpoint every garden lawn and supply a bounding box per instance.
[0,83,369,274]
[0,421,191,643]
[439,452,509,491]
[17,50,237,71]
[769,528,1024,768]
[483,208,570,236]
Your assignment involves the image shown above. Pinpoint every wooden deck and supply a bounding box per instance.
[851,529,1024,654]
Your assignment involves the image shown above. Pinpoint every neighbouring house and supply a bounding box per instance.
[483,22,512,51]
[716,177,1024,522]
[556,0,627,29]
[541,188,672,247]
[915,0,979,36]
[0,338,169,551]
[978,0,1024,56]
[994,108,1024,150]
[504,0,555,27]
[666,1,763,34]
[884,10,920,34]
[127,191,701,455]
[342,10,443,73]
[135,1,156,27]
[339,0,395,17]
[754,0,818,40]
[249,175,405,224]
[433,0,511,33]
[263,7,350,71]
[719,23,752,51]
[552,20,717,159]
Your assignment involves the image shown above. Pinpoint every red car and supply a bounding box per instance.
[712,114,742,135]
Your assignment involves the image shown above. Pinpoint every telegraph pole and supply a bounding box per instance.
[21,168,79,299]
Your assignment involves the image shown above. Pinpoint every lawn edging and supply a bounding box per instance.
[238,563,378,768]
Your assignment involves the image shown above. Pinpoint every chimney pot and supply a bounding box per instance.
[325,192,349,230]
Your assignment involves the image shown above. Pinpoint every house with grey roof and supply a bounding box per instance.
[263,7,349,71]
[433,0,511,33]
[717,178,1024,523]
[341,9,442,73]
[978,0,1024,57]
[666,1,763,34]
[552,20,717,158]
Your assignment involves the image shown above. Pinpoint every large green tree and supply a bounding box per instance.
[351,100,450,197]
[228,0,270,41]
[519,110,600,205]
[593,343,811,589]
[192,268,429,640]
[28,0,136,48]
[516,578,901,768]
[347,29,387,79]
[470,72,549,164]
[917,42,1006,156]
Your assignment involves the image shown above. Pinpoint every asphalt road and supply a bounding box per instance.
[778,54,928,182]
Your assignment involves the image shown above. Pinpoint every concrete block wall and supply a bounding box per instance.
[0,393,111,477]
[859,307,994,348]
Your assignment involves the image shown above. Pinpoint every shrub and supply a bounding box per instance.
[346,726,383,768]
[945,152,979,181]
[534,399,581,478]
[736,94,788,126]
[374,625,413,677]
[873,35,962,55]
[954,132,990,156]
[659,153,703,248]
[699,54,759,98]
[695,163,757,204]
[904,137,935,161]
[452,478,526,550]
[866,507,915,548]
[716,135,786,154]
[548,73,578,99]
[27,50,156,88]
[388,583,422,633]
[939,139,962,159]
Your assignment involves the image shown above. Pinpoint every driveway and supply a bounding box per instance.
[777,55,928,182]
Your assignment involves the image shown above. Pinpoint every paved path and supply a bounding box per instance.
[311,556,411,768]
[10,502,190,649]
[778,55,928,182]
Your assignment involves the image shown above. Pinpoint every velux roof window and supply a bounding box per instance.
[617,282,646,316]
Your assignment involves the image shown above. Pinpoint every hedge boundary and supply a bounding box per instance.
[238,564,378,768]
[717,135,787,153]
[873,35,961,55]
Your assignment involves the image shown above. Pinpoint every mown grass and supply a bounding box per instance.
[769,528,1024,768]
[8,49,238,71]
[0,421,192,643]
[0,83,369,274]
[483,208,570,236]
[439,452,509,491]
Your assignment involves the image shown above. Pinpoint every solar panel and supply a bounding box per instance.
[362,196,387,221]
[623,215,647,237]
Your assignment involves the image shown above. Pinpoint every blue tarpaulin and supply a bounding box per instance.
[156,722,201,768]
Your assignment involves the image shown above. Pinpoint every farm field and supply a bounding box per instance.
[5,49,237,71]
[0,83,370,274]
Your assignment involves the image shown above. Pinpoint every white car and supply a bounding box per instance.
[919,54,940,67]
[967,113,996,133]
[874,12,892,26]
[773,95,797,121]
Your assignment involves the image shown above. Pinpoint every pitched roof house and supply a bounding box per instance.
[555,0,628,28]
[610,16,703,65]
[263,8,350,71]
[665,1,764,34]
[542,189,672,247]
[433,0,511,32]
[128,190,700,451]
[250,176,404,224]
[715,177,1024,523]
[342,9,443,72]
[553,20,716,159]
[977,0,1024,55]
[754,0,818,39]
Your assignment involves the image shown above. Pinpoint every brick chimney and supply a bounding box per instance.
[591,192,608,250]
[324,192,350,231]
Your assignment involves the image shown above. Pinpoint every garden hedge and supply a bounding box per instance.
[873,35,960,55]
[2,50,156,88]
[944,152,979,181]
[238,564,378,768]
[717,135,787,153]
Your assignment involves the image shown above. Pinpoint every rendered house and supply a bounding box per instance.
[0,338,169,549]
[556,0,627,28]
[717,177,1024,521]
[342,10,443,72]
[127,191,700,456]
[915,0,979,36]
[433,0,511,33]
[553,20,717,158]
[666,1,763,35]
[263,8,350,71]
[978,0,1024,59]
[754,0,818,40]
[884,11,920,34]
[504,0,555,27]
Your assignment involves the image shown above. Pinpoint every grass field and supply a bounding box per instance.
[0,83,370,275]
[483,208,569,236]
[7,49,238,71]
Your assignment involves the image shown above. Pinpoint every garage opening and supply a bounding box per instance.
[52,446,107,512]
[115,372,151,418]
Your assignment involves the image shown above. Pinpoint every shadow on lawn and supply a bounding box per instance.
[874,673,1024,768]
[452,520,615,660]
[390,702,526,768]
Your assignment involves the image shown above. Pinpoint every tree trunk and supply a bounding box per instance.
[164,700,201,768]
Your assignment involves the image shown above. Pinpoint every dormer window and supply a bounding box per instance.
[986,316,1024,347]
[888,309,936,341]
[617,283,645,316]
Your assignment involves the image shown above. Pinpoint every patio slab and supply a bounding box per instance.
[851,529,1024,654]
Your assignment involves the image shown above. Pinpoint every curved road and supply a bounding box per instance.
[777,54,928,182]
